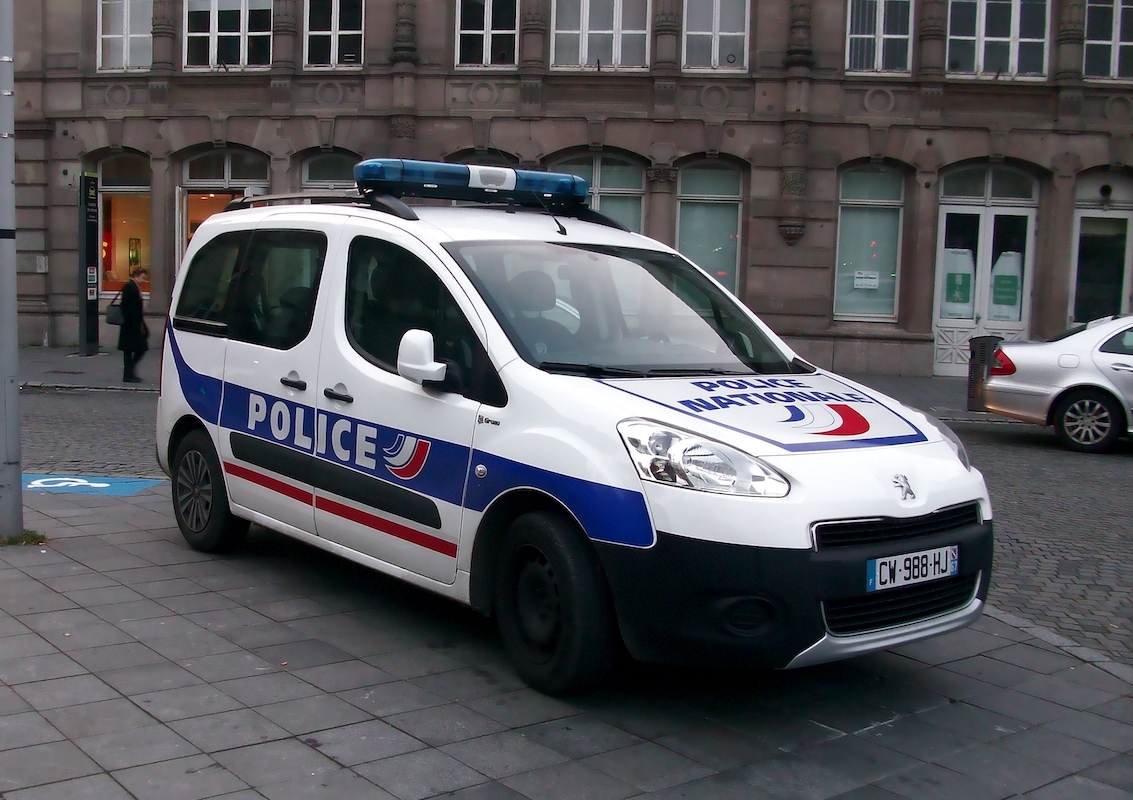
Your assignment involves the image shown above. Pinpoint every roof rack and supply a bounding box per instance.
[224,191,419,220]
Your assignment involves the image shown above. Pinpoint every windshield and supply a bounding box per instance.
[444,241,796,376]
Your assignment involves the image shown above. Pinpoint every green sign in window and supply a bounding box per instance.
[946,272,972,304]
[992,274,1019,305]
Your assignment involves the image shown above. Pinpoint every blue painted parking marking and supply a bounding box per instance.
[23,474,165,496]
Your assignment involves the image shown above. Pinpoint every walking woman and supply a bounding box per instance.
[118,267,149,383]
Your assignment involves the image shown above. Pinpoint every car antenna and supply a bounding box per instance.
[488,144,568,235]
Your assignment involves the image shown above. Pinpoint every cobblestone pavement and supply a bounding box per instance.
[17,386,1133,669]
[2,487,1130,800]
[955,422,1133,666]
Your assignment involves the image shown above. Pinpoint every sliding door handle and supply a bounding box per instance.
[323,387,354,403]
[280,376,307,390]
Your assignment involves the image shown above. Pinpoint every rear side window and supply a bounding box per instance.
[175,232,248,322]
[228,230,327,350]
[1100,327,1133,355]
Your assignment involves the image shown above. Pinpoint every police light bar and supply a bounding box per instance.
[353,158,591,210]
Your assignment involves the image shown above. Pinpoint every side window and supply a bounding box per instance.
[1100,327,1133,355]
[346,236,504,404]
[175,231,249,323]
[228,230,326,349]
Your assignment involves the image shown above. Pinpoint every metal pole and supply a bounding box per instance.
[0,0,23,535]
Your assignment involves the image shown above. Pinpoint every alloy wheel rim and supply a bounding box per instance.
[176,450,213,532]
[1064,399,1111,445]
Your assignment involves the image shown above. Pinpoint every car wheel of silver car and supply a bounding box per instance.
[494,511,619,695]
[1053,390,1124,453]
[172,429,250,553]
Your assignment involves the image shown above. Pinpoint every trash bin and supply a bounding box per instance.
[966,335,1003,411]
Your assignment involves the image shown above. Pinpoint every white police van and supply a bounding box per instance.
[158,158,993,694]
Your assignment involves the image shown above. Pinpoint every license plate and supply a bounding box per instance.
[867,545,958,592]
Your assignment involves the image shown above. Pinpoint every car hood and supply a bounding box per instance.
[597,371,934,455]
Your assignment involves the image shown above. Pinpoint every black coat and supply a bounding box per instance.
[116,280,149,353]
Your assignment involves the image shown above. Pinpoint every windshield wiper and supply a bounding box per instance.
[644,367,751,377]
[537,362,648,378]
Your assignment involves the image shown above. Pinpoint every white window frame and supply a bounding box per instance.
[182,149,271,190]
[304,0,364,69]
[98,0,154,71]
[845,0,913,73]
[833,167,905,322]
[456,0,520,68]
[184,0,273,71]
[681,0,749,72]
[550,0,651,71]
[549,153,646,231]
[1083,0,1133,79]
[676,164,744,294]
[946,0,1049,78]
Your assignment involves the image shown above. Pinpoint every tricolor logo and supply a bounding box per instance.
[383,434,431,479]
[781,403,871,436]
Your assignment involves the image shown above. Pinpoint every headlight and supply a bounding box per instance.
[617,419,790,497]
[912,408,971,471]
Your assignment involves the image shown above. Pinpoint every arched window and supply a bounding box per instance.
[99,154,152,295]
[303,152,359,189]
[834,165,905,320]
[677,163,742,293]
[550,153,645,233]
[182,149,270,252]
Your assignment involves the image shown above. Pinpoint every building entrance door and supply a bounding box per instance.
[932,206,1035,376]
[1070,210,1133,325]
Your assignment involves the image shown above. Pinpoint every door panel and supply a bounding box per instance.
[312,223,483,585]
[933,207,1035,376]
[1071,213,1133,324]
[217,225,338,534]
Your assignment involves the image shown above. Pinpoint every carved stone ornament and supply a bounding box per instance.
[392,0,419,64]
[920,0,947,38]
[1058,0,1086,42]
[390,115,416,139]
[646,166,678,186]
[783,121,808,146]
[654,0,680,33]
[273,0,297,28]
[785,0,813,67]
[521,8,547,33]
[780,167,807,198]
[779,219,806,245]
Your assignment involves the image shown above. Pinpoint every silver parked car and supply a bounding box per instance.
[984,314,1133,453]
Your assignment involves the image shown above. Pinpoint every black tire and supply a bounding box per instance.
[494,511,619,695]
[1053,389,1125,453]
[172,429,249,553]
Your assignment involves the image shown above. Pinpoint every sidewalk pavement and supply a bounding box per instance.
[16,345,1005,424]
[2,482,1129,800]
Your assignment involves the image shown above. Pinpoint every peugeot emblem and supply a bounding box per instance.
[893,474,916,501]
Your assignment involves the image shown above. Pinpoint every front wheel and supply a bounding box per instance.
[494,512,619,695]
[1053,390,1124,453]
[172,429,249,553]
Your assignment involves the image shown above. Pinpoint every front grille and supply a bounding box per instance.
[812,502,981,550]
[822,573,979,635]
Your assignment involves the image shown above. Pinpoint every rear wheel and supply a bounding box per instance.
[1053,390,1124,453]
[494,511,618,695]
[172,429,249,552]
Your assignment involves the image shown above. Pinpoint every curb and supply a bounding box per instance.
[19,382,159,394]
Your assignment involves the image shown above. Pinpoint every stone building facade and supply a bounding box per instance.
[14,0,1133,375]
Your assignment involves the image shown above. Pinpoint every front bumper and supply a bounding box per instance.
[593,517,993,669]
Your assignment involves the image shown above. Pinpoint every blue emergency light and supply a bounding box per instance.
[353,158,591,210]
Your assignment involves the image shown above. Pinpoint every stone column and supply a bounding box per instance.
[519,0,548,116]
[148,0,174,112]
[147,156,171,315]
[904,161,942,334]
[779,0,813,245]
[652,0,680,116]
[1055,0,1086,120]
[917,0,947,124]
[271,0,298,111]
[646,166,677,247]
[1035,154,1081,336]
[390,0,418,157]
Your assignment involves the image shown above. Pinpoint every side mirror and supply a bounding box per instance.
[397,330,448,384]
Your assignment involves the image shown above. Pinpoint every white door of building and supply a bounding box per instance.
[932,206,1036,376]
[1070,210,1133,325]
